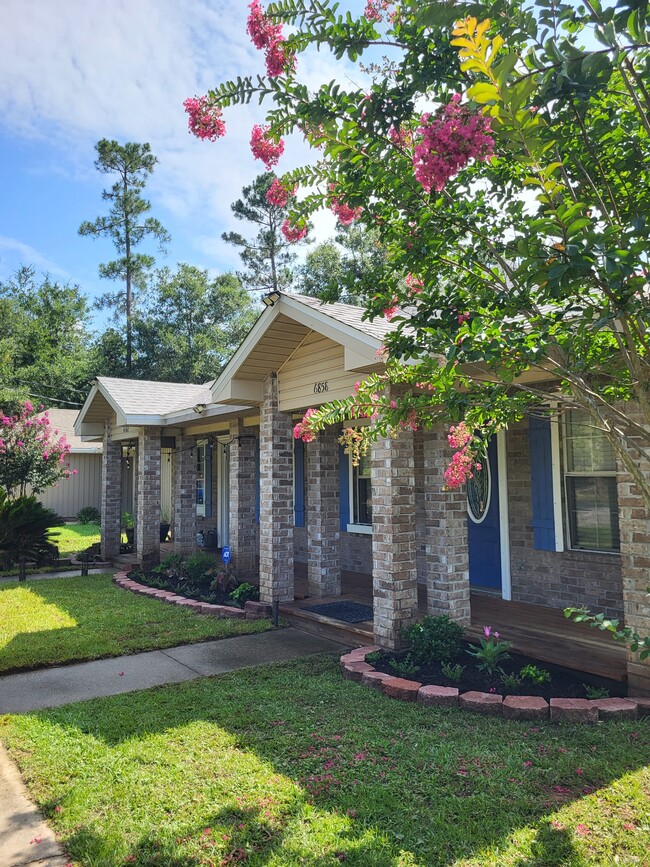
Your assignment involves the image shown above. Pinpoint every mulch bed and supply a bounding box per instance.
[372,642,627,699]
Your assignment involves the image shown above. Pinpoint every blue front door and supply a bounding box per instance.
[467,438,502,590]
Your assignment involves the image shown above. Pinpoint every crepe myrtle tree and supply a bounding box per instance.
[0,401,76,498]
[185,0,650,511]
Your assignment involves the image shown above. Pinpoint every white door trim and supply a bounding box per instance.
[497,429,512,601]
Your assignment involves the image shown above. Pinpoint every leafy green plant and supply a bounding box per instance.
[584,685,610,700]
[402,615,464,665]
[183,552,219,591]
[565,598,650,660]
[364,651,383,665]
[467,626,512,676]
[389,653,419,678]
[500,672,522,692]
[209,563,238,596]
[0,490,64,581]
[76,506,100,525]
[121,511,134,529]
[519,665,551,685]
[229,582,259,607]
[151,554,184,584]
[441,661,465,683]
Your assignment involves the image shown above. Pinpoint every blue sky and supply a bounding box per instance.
[0,0,360,324]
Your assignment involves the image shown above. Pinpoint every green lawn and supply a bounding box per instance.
[1,656,648,867]
[49,522,101,555]
[0,574,272,674]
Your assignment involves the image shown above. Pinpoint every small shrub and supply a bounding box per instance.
[184,552,219,591]
[121,511,134,529]
[229,582,260,607]
[441,661,465,683]
[389,653,419,678]
[584,684,610,699]
[152,554,184,584]
[519,664,551,685]
[365,651,383,665]
[402,614,464,665]
[500,672,522,692]
[209,563,238,596]
[76,506,100,524]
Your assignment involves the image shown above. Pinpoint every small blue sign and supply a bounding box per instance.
[222,546,231,564]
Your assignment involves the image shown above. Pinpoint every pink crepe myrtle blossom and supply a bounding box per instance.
[294,407,318,442]
[266,178,296,207]
[364,0,392,21]
[383,303,399,321]
[281,219,307,243]
[328,185,362,225]
[413,94,494,193]
[457,311,470,324]
[251,125,284,168]
[247,0,296,77]
[405,273,423,296]
[183,96,226,141]
[447,422,473,449]
[388,124,412,148]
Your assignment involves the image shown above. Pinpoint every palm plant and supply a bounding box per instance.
[0,490,64,581]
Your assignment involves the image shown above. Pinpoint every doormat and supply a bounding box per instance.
[303,601,373,623]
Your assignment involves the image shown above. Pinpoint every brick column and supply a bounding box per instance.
[173,433,196,554]
[371,426,418,649]
[100,421,122,560]
[307,426,341,597]
[229,418,258,580]
[617,410,650,695]
[422,426,471,625]
[136,427,161,566]
[259,373,294,603]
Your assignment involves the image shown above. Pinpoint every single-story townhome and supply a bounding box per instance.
[75,292,650,694]
[36,408,103,519]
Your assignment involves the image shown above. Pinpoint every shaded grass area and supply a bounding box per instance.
[49,522,101,555]
[0,574,273,674]
[1,656,648,866]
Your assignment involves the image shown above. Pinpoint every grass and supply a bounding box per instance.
[49,522,101,555]
[1,655,648,866]
[0,573,273,674]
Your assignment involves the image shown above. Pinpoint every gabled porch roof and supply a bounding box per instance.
[211,292,396,405]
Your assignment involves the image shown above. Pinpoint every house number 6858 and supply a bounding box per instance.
[313,381,329,394]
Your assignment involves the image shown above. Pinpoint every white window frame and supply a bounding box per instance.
[347,451,372,534]
[562,411,620,554]
[195,439,207,518]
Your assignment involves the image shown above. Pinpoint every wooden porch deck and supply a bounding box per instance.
[282,566,627,682]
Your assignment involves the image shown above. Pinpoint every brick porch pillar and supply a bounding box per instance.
[371,426,418,649]
[136,426,161,566]
[259,373,294,603]
[307,426,341,597]
[617,414,650,695]
[101,420,122,560]
[229,418,258,580]
[422,426,471,625]
[173,432,196,554]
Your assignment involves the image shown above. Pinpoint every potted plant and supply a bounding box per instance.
[160,511,171,543]
[121,511,135,546]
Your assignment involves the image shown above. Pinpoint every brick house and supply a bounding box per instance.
[76,292,650,694]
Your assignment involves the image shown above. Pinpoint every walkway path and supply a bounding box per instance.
[0,629,345,865]
[0,628,345,715]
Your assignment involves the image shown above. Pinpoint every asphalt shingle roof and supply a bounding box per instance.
[286,293,400,342]
[97,377,214,416]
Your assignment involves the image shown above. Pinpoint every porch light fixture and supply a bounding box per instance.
[193,403,207,414]
[262,291,281,307]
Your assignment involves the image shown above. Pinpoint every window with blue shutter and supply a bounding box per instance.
[294,438,305,527]
[528,416,556,551]
[339,445,350,531]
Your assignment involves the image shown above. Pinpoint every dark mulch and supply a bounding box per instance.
[304,601,373,623]
[127,569,236,608]
[372,642,627,699]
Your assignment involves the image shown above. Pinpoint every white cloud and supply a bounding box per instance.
[0,236,69,280]
[0,0,370,273]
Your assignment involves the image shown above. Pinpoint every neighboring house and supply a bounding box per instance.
[35,408,102,519]
[75,292,650,694]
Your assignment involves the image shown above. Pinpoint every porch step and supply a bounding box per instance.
[279,604,373,648]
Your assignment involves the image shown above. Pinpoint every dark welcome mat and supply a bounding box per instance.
[303,601,373,623]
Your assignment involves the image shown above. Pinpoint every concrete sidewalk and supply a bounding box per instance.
[0,628,345,714]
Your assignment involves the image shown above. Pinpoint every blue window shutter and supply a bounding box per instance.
[255,440,260,525]
[528,417,555,551]
[339,445,350,531]
[294,439,305,527]
[205,443,213,519]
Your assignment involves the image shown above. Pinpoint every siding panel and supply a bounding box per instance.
[278,332,362,412]
[36,454,102,519]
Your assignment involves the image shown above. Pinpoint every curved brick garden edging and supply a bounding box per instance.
[340,647,650,723]
[113,571,273,621]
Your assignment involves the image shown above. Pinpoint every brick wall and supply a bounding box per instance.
[173,432,197,554]
[507,421,623,619]
[100,421,122,560]
[136,426,161,566]
[229,419,258,579]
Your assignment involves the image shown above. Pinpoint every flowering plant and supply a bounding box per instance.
[0,402,75,498]
[466,626,512,675]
